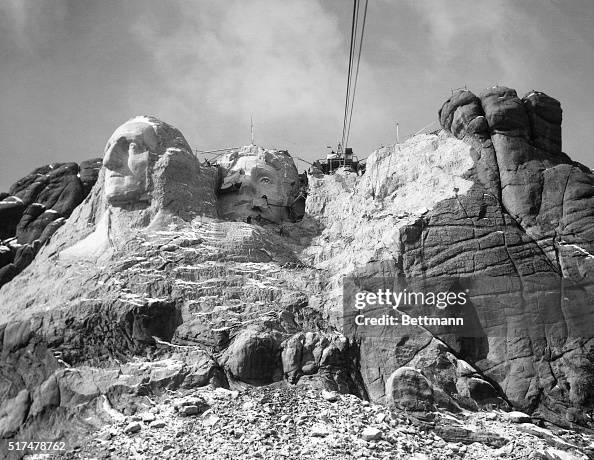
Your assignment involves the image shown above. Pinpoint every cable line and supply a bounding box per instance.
[341,0,359,150]
[345,0,368,147]
[340,0,369,150]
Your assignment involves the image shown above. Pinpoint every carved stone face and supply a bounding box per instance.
[103,118,159,205]
[217,147,299,224]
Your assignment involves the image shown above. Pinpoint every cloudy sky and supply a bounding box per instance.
[0,0,592,191]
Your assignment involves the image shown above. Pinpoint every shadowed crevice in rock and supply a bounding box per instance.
[123,301,183,349]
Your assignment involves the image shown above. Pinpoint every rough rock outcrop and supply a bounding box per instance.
[0,158,102,287]
[304,86,593,427]
[0,197,25,241]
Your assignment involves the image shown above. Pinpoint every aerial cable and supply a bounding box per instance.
[345,0,360,148]
[345,0,368,148]
[341,0,357,149]
[341,0,358,149]
[350,0,361,87]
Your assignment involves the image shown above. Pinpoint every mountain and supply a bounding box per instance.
[0,87,593,459]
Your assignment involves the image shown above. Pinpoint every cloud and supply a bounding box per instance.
[0,0,68,53]
[406,0,590,91]
[408,1,532,80]
[131,0,354,152]
[0,0,29,44]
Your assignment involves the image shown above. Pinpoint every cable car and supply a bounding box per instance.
[312,143,365,175]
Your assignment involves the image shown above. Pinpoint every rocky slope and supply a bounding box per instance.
[0,86,593,459]
[57,386,594,460]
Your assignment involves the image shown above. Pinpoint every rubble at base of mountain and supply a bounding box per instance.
[51,387,593,460]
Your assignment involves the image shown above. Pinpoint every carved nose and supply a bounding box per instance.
[103,143,123,170]
[252,196,268,209]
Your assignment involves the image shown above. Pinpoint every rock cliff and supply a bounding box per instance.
[0,159,102,286]
[302,87,594,425]
[0,87,593,459]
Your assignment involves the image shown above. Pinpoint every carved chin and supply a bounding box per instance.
[105,177,148,205]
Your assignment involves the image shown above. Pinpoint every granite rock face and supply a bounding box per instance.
[0,159,102,287]
[307,86,593,425]
[427,88,594,422]
[0,88,593,449]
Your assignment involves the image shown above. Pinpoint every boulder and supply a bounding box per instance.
[361,426,382,441]
[479,86,531,138]
[434,424,509,448]
[403,339,506,411]
[385,367,435,412]
[438,89,488,138]
[149,419,166,429]
[221,328,283,385]
[174,397,209,416]
[0,196,25,240]
[124,421,142,434]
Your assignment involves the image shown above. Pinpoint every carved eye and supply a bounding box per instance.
[112,136,129,152]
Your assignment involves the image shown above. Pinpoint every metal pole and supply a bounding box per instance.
[396,122,400,144]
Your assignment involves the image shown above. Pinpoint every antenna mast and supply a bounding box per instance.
[250,115,254,145]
